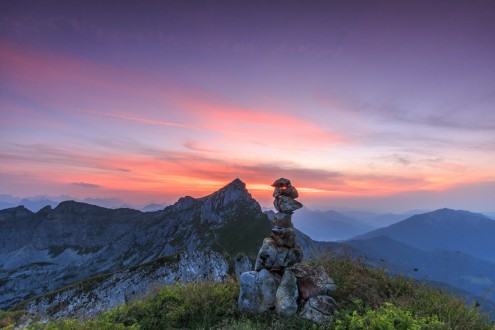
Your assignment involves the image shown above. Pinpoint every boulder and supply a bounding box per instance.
[299,295,337,325]
[255,238,303,271]
[271,227,296,247]
[238,269,281,313]
[234,254,252,277]
[275,270,298,315]
[289,264,336,299]
[274,195,303,213]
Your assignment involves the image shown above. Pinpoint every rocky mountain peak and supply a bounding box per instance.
[199,178,252,206]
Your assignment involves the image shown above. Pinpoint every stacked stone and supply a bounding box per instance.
[238,178,337,325]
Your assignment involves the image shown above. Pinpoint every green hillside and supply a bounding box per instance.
[2,252,493,329]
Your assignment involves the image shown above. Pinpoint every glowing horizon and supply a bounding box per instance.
[1,1,495,212]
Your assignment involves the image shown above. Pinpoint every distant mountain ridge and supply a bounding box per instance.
[0,179,272,310]
[0,195,162,212]
[346,235,495,304]
[350,208,495,263]
[291,208,373,241]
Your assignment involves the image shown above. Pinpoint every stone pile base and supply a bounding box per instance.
[238,213,337,325]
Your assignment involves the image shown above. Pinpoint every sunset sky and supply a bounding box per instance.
[1,1,494,212]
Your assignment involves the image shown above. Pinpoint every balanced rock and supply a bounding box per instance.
[289,264,336,299]
[238,269,281,313]
[272,212,293,228]
[255,238,303,271]
[275,269,298,315]
[274,195,303,213]
[272,178,299,199]
[299,295,337,325]
[271,226,296,248]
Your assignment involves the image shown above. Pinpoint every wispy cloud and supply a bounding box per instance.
[71,182,100,188]
[90,111,203,130]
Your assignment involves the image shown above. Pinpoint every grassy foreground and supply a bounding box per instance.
[2,252,493,329]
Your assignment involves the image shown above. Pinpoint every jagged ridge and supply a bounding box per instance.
[0,179,271,310]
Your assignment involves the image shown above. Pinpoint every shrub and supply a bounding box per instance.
[334,302,446,330]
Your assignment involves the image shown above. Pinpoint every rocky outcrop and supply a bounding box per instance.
[0,179,271,310]
[238,178,337,325]
[19,251,229,319]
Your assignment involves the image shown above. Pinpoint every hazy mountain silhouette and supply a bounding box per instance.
[338,209,427,228]
[291,208,373,241]
[351,208,495,263]
[346,235,495,303]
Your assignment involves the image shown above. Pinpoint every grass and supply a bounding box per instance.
[3,251,494,329]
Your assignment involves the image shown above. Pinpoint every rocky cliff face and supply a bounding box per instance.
[17,251,229,319]
[0,179,271,310]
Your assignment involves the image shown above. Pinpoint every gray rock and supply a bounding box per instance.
[271,227,296,247]
[234,253,252,276]
[238,269,281,313]
[274,195,303,214]
[255,238,303,271]
[299,295,337,325]
[273,186,299,199]
[22,251,230,319]
[289,263,335,299]
[271,178,292,188]
[0,178,270,311]
[275,270,298,315]
[272,212,293,228]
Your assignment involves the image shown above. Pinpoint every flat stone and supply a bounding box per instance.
[275,270,298,316]
[274,195,303,213]
[299,295,337,325]
[272,212,293,228]
[271,227,296,247]
[255,238,303,271]
[271,178,292,188]
[238,269,281,313]
[289,264,336,300]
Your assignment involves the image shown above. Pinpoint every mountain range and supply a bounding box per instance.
[0,179,273,311]
[1,179,494,319]
[350,208,495,263]
[0,179,334,316]
[0,195,166,212]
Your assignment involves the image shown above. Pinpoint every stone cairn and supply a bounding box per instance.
[238,178,337,324]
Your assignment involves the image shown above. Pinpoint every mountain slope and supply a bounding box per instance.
[351,208,495,263]
[15,251,230,319]
[346,236,495,304]
[0,179,271,310]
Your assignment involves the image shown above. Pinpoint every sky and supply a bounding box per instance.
[1,0,494,212]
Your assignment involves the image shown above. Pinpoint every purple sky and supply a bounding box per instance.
[1,1,494,212]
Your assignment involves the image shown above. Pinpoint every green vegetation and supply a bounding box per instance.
[214,205,272,262]
[3,252,493,329]
[334,303,445,329]
[0,310,30,330]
